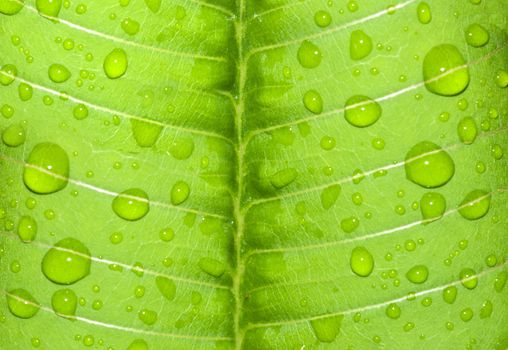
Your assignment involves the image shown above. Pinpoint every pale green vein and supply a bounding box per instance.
[0,153,230,220]
[1,290,232,341]
[246,260,508,329]
[0,231,230,290]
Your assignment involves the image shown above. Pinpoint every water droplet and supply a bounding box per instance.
[310,315,343,343]
[17,215,37,242]
[320,136,336,151]
[416,2,431,24]
[314,10,331,28]
[350,246,374,277]
[465,23,489,47]
[23,143,69,194]
[344,95,381,127]
[303,90,323,114]
[460,268,478,289]
[169,137,194,160]
[457,117,477,144]
[36,0,62,18]
[198,257,226,277]
[112,188,149,221]
[493,271,507,292]
[0,64,17,85]
[479,300,493,318]
[270,168,297,189]
[121,18,140,35]
[48,63,71,83]
[458,189,490,220]
[420,192,446,222]
[0,0,24,15]
[155,276,176,300]
[170,181,190,205]
[138,309,157,325]
[404,141,455,188]
[320,184,341,210]
[103,48,128,79]
[350,30,372,60]
[406,265,429,284]
[159,228,174,242]
[51,288,77,319]
[490,144,503,160]
[460,307,473,322]
[128,339,149,350]
[297,40,322,68]
[41,237,91,284]
[341,216,359,233]
[73,104,89,120]
[385,303,401,319]
[423,44,469,96]
[2,124,26,147]
[7,289,39,319]
[421,296,432,307]
[18,83,33,101]
[495,69,508,88]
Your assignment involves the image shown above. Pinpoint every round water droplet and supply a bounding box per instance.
[7,288,39,319]
[495,69,508,88]
[48,63,70,83]
[344,95,381,127]
[128,339,149,350]
[169,137,194,160]
[460,307,473,322]
[159,228,174,242]
[23,142,70,194]
[198,257,226,277]
[0,64,17,85]
[170,181,190,205]
[112,188,149,221]
[457,117,477,144]
[73,104,89,120]
[18,83,33,101]
[0,0,24,15]
[341,216,359,233]
[385,303,401,319]
[350,246,374,277]
[416,2,431,24]
[270,168,297,189]
[297,40,322,68]
[36,0,62,17]
[314,10,331,28]
[138,309,157,325]
[121,18,140,35]
[460,268,478,289]
[420,192,446,222]
[404,141,455,188]
[2,124,25,147]
[303,90,323,114]
[41,237,91,284]
[350,30,372,60]
[406,265,429,284]
[17,215,37,242]
[423,44,469,96]
[465,23,489,47]
[103,48,128,79]
[51,288,77,318]
[320,136,336,151]
[458,189,490,220]
[443,286,457,304]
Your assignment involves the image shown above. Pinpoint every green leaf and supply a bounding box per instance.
[1,0,507,349]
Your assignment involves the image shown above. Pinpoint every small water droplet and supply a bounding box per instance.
[460,268,478,289]
[121,18,140,35]
[350,30,372,60]
[303,90,323,114]
[420,192,446,222]
[465,23,489,47]
[17,215,37,242]
[385,303,401,319]
[138,309,158,325]
[297,40,322,68]
[416,2,431,24]
[314,10,331,28]
[170,181,190,205]
[310,315,343,343]
[2,124,26,147]
[48,63,71,83]
[350,246,374,277]
[36,0,62,18]
[103,48,128,79]
[406,265,429,284]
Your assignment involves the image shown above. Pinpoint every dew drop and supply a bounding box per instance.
[131,120,163,147]
[0,64,17,85]
[112,188,149,221]
[0,0,24,15]
[460,307,473,322]
[170,181,190,205]
[479,300,493,319]
[320,184,341,210]
[121,18,140,35]
[73,104,89,120]
[350,246,374,277]
[128,339,149,350]
[51,288,77,319]
[385,303,401,319]
[18,83,33,101]
[310,315,343,343]
[416,2,431,24]
[350,30,373,60]
[41,237,91,284]
[23,142,70,194]
[103,48,128,79]
[2,124,26,147]
[406,265,429,284]
[17,215,37,242]
[159,228,174,242]
[458,189,490,220]
[404,141,455,188]
[270,168,297,189]
[36,0,62,18]
[320,136,336,151]
[465,23,489,47]
[169,137,194,160]
[457,117,477,144]
[460,268,478,289]
[495,69,508,88]
[493,271,507,292]
[48,63,71,83]
[341,216,359,233]
[155,276,176,300]
[198,257,226,277]
[144,0,160,13]
[314,10,331,28]
[303,90,323,114]
[297,40,322,68]
[138,309,157,326]
[423,44,469,96]
[420,192,446,222]
[344,95,381,127]
[443,286,457,304]
[7,289,39,319]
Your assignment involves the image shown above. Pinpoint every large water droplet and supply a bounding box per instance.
[0,64,17,85]
[465,23,489,47]
[350,30,372,60]
[350,246,374,277]
[170,181,190,205]
[112,188,149,221]
[103,48,128,79]
[344,95,381,127]
[0,0,24,15]
[36,0,62,18]
[23,142,70,194]
[458,190,490,220]
[41,237,91,284]
[297,40,322,68]
[420,192,446,222]
[7,288,39,319]
[423,44,469,96]
[51,288,77,319]
[48,63,71,83]
[17,215,37,242]
[404,141,455,188]
[310,315,343,343]
[406,265,429,284]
